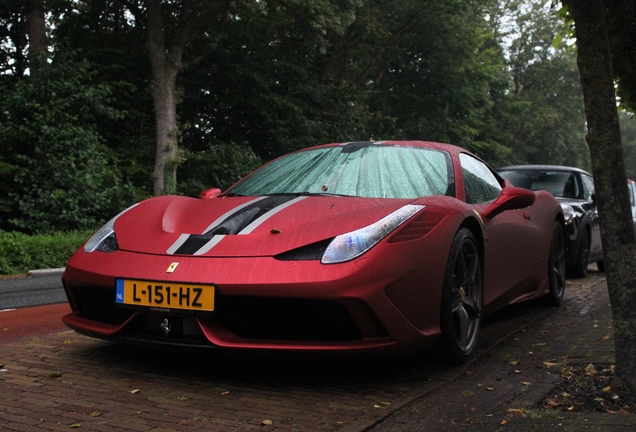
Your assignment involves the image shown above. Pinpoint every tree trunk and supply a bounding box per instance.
[569,0,636,390]
[145,0,182,196]
[26,0,47,79]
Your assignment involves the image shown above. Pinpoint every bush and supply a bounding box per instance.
[0,230,93,275]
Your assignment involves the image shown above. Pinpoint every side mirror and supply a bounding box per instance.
[482,187,535,219]
[199,188,222,199]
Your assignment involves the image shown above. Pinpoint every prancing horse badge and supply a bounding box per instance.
[166,262,179,273]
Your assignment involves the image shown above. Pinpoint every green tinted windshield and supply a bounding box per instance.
[226,144,454,199]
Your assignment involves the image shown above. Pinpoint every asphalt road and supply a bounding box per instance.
[0,271,66,310]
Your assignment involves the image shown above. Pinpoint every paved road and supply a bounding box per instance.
[1,271,613,431]
[4,270,632,431]
[0,271,65,310]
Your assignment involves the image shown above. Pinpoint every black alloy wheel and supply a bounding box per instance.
[436,228,482,365]
[544,221,566,306]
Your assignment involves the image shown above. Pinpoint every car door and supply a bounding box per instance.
[459,154,542,312]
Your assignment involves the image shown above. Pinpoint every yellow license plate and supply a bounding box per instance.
[115,279,215,312]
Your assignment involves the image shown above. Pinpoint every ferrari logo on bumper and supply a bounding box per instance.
[166,262,179,273]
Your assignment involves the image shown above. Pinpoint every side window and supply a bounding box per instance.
[580,174,595,201]
[460,153,502,204]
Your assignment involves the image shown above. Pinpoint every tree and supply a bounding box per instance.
[485,0,589,168]
[566,0,636,390]
[0,51,138,233]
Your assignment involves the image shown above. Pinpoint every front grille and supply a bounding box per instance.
[68,284,134,324]
[68,285,365,343]
[216,296,363,341]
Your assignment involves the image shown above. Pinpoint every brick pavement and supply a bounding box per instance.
[367,270,635,431]
[1,270,633,431]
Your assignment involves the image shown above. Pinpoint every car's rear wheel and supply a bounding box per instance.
[597,260,605,272]
[568,231,590,278]
[544,222,566,306]
[435,228,482,365]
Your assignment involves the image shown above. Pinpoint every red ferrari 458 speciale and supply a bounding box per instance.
[62,140,565,364]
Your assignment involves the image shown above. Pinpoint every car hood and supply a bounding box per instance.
[114,195,418,257]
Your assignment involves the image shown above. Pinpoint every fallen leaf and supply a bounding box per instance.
[500,420,508,426]
[603,386,612,393]
[568,406,574,411]
[221,391,229,395]
[261,420,273,426]
[48,372,62,379]
[69,424,81,428]
[599,335,611,341]
[509,361,519,366]
[507,409,526,416]
[380,401,390,406]
[486,387,494,391]
[135,411,143,415]
[545,400,559,408]
[585,363,596,373]
[64,340,72,344]
[522,382,531,386]
[130,389,139,394]
[543,361,558,367]
[90,412,100,417]
[514,370,521,374]
[177,396,189,402]
[270,228,281,234]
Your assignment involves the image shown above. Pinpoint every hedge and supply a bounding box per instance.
[0,230,93,275]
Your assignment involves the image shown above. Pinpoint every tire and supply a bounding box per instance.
[568,231,590,278]
[597,260,605,272]
[435,228,482,365]
[544,222,566,306]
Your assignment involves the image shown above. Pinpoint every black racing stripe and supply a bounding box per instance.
[173,235,214,255]
[172,195,301,256]
[203,195,300,236]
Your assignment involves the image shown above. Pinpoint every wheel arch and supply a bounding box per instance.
[458,216,485,270]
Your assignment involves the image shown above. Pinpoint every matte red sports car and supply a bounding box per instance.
[62,140,565,364]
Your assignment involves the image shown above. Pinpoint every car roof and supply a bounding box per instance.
[497,164,592,176]
[313,140,466,153]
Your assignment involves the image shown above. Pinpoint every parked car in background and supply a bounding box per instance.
[628,179,636,233]
[498,165,603,278]
[62,141,566,364]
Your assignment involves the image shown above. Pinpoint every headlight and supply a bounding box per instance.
[560,203,575,225]
[84,204,139,253]
[321,204,424,264]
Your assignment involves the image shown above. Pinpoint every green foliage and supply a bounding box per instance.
[0,49,145,233]
[178,142,263,197]
[0,0,596,237]
[481,0,589,169]
[620,111,636,180]
[0,229,92,275]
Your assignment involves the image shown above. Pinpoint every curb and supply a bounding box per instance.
[26,268,65,277]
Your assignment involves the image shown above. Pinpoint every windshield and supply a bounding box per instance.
[499,169,580,199]
[226,144,454,199]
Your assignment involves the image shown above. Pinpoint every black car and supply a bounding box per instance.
[498,165,603,278]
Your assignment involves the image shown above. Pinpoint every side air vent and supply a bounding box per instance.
[389,212,446,243]
[274,238,334,261]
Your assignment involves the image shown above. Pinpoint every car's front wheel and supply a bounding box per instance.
[435,228,482,365]
[544,222,566,306]
[568,231,590,278]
